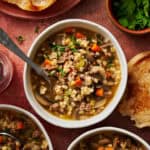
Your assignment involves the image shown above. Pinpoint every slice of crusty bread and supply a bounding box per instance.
[119,51,150,128]
[3,0,56,12]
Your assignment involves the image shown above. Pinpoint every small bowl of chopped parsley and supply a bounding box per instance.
[106,0,150,34]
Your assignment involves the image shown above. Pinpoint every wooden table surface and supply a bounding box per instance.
[0,0,150,149]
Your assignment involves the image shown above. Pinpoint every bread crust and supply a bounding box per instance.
[119,51,150,128]
[3,0,56,12]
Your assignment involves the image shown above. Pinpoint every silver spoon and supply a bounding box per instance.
[0,132,22,148]
[0,132,19,141]
[0,28,51,87]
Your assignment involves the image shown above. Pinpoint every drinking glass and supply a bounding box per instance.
[0,52,13,93]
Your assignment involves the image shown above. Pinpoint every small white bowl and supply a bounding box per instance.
[0,104,53,150]
[68,127,150,150]
[24,19,127,128]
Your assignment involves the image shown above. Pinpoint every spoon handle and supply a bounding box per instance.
[0,28,43,76]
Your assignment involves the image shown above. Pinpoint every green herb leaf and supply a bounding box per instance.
[16,35,25,44]
[123,0,136,16]
[71,48,77,53]
[96,34,103,45]
[113,0,150,30]
[119,18,129,27]
[57,67,66,76]
[70,35,80,47]
[107,56,114,68]
[51,44,65,52]
[143,0,149,17]
[136,0,142,7]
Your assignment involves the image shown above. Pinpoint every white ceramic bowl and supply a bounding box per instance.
[0,104,53,150]
[24,19,127,128]
[68,127,150,150]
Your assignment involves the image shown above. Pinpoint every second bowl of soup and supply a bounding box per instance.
[24,19,127,128]
[68,127,150,150]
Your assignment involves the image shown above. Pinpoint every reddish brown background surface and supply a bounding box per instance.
[0,0,150,150]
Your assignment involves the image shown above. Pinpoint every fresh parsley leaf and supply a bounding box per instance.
[143,0,149,17]
[113,0,150,30]
[71,48,77,53]
[51,44,65,52]
[107,55,114,68]
[96,34,103,45]
[70,35,80,47]
[119,18,129,27]
[16,35,25,44]
[136,0,142,7]
[49,43,66,57]
[57,67,66,76]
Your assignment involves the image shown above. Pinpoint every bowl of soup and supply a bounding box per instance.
[0,104,53,150]
[24,19,127,128]
[68,127,150,150]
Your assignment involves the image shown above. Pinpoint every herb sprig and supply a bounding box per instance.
[113,0,150,30]
[16,35,25,44]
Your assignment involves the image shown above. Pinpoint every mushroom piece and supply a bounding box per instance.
[94,99,106,109]
[35,91,50,106]
[23,142,41,150]
[98,138,111,145]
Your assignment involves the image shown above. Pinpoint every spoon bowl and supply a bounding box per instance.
[0,132,22,145]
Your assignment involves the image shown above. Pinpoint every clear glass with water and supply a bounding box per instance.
[0,52,13,93]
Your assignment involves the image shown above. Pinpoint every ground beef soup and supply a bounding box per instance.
[73,132,146,150]
[31,27,121,120]
[0,110,48,150]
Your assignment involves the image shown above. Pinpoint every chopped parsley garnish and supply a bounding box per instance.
[49,43,66,58]
[70,35,80,47]
[70,48,77,53]
[107,56,115,68]
[16,35,25,44]
[96,34,103,45]
[57,67,66,77]
[70,35,76,43]
[113,0,150,30]
[50,44,65,52]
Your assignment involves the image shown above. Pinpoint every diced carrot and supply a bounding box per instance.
[65,27,75,33]
[74,77,82,86]
[106,71,112,79]
[0,136,3,143]
[97,146,105,150]
[91,43,101,52]
[42,59,52,67]
[105,147,114,150]
[16,121,24,130]
[75,32,86,39]
[96,88,104,97]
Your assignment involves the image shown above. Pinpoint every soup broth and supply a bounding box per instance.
[31,27,121,120]
[0,110,49,150]
[73,132,146,150]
